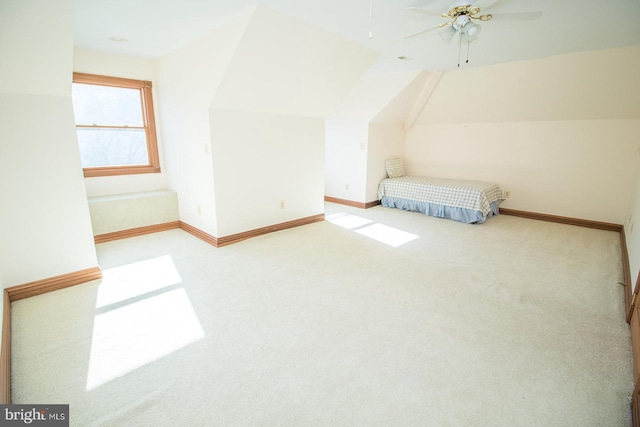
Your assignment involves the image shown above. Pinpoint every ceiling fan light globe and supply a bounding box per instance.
[463,22,481,41]
[439,26,457,42]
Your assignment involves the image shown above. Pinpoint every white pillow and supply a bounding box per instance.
[385,158,405,178]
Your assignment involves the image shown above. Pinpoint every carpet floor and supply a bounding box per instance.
[11,203,633,426]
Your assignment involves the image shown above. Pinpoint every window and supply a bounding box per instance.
[71,73,161,177]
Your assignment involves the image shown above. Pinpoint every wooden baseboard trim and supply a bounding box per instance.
[179,221,218,247]
[500,208,631,323]
[94,221,180,244]
[365,200,382,209]
[324,196,380,209]
[0,290,10,404]
[0,207,631,403]
[6,267,103,302]
[1,266,103,403]
[180,214,325,248]
[621,227,636,323]
[500,208,622,232]
[217,214,325,247]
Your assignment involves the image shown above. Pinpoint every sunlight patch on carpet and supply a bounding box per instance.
[355,223,419,247]
[96,255,182,308]
[326,212,373,230]
[86,288,204,390]
[326,212,419,247]
[86,255,204,391]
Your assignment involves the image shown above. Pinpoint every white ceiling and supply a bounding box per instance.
[74,0,640,73]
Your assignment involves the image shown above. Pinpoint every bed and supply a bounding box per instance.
[377,158,504,224]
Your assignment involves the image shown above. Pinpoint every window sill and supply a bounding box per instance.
[83,165,161,178]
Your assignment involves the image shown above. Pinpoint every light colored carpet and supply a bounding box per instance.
[11,203,633,426]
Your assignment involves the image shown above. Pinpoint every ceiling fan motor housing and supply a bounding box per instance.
[404,0,540,43]
[454,14,470,29]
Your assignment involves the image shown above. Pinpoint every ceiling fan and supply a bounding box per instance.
[405,0,542,42]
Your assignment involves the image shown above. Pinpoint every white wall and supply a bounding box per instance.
[367,122,405,202]
[157,5,376,238]
[210,6,376,235]
[0,273,3,363]
[0,1,71,97]
[0,0,98,286]
[405,120,639,223]
[325,71,423,203]
[625,160,640,293]
[325,118,370,202]
[73,49,168,197]
[405,46,640,224]
[207,6,377,233]
[210,109,325,236]
[156,10,252,237]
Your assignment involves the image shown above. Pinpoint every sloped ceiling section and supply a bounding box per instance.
[417,45,640,124]
[328,70,425,122]
[158,8,253,110]
[372,71,431,124]
[210,5,379,117]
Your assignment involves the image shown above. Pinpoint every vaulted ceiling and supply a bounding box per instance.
[74,0,640,73]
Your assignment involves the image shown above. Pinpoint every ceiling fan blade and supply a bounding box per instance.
[404,25,443,39]
[404,6,443,17]
[404,20,455,39]
[470,0,500,12]
[488,10,542,21]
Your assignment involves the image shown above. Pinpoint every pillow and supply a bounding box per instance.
[385,158,405,178]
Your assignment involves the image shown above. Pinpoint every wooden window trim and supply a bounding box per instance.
[72,72,161,178]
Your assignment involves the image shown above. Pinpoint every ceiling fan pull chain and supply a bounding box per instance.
[466,40,471,64]
[457,33,463,67]
[368,0,373,38]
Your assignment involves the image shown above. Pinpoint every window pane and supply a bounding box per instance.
[77,128,148,167]
[72,84,143,126]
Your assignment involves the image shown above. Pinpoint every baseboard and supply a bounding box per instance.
[0,266,103,403]
[500,208,631,323]
[365,200,382,209]
[179,221,218,247]
[0,207,628,405]
[180,214,325,248]
[0,290,10,404]
[217,214,325,247]
[6,267,103,302]
[0,213,329,401]
[500,208,622,232]
[621,227,636,323]
[324,196,380,209]
[94,221,180,244]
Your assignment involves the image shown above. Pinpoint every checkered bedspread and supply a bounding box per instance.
[378,176,504,215]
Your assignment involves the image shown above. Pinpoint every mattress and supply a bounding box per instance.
[377,176,504,224]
